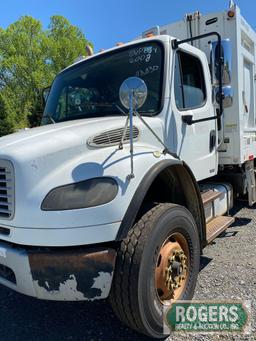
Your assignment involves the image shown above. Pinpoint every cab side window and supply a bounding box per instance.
[174,51,206,110]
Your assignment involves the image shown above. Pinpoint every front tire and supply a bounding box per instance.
[109,203,200,338]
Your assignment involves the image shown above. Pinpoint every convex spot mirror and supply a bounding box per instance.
[215,85,233,109]
[119,77,148,110]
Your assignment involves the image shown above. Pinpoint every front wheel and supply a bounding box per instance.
[109,203,200,338]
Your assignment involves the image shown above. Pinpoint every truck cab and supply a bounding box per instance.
[0,3,252,338]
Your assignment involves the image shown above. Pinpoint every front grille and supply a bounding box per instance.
[0,227,10,236]
[87,126,140,147]
[0,160,14,219]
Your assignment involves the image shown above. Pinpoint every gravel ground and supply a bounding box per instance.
[0,201,255,341]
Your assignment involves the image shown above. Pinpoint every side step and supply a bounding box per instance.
[206,216,235,244]
[201,190,221,206]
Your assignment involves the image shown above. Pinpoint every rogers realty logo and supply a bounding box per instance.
[165,301,250,334]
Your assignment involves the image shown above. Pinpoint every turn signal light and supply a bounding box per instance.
[145,32,154,38]
[227,10,235,18]
[85,45,94,56]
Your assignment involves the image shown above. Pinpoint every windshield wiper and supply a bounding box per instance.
[112,103,127,116]
[79,102,127,116]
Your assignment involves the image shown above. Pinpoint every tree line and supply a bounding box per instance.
[0,15,92,136]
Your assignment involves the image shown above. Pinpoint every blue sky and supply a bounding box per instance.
[0,0,253,51]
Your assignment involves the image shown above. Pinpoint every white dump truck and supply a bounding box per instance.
[0,2,254,338]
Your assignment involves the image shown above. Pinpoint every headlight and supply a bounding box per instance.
[41,177,118,211]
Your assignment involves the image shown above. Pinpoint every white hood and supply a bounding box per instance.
[0,116,129,160]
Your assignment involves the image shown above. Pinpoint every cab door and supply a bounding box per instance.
[168,45,217,181]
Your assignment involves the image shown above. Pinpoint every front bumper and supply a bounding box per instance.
[0,241,116,301]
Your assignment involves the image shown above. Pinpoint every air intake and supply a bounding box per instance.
[0,160,15,219]
[87,126,140,147]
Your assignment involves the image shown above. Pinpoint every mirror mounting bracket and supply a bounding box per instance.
[172,31,224,128]
[119,77,180,178]
[119,77,148,179]
[182,114,219,126]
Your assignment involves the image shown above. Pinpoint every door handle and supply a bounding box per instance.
[210,130,216,152]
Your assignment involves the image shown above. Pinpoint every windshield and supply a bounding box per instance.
[41,41,164,125]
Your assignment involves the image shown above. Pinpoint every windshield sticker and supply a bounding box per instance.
[136,65,159,77]
[129,46,158,64]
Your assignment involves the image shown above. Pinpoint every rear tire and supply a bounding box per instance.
[109,203,200,338]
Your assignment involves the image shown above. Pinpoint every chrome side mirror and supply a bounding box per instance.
[119,77,148,110]
[211,39,232,85]
[215,85,233,109]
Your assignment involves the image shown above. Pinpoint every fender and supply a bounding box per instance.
[116,159,206,247]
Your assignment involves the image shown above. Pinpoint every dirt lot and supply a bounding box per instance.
[0,201,255,341]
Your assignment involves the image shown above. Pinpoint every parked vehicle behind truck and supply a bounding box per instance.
[0,2,254,338]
